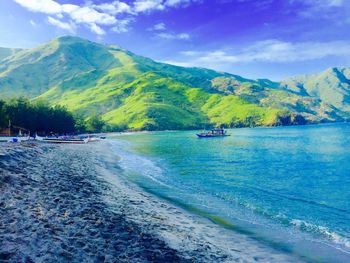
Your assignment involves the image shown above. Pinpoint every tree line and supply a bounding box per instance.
[0,98,113,135]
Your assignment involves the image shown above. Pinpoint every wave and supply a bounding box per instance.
[108,140,170,188]
[290,219,350,252]
[212,188,350,252]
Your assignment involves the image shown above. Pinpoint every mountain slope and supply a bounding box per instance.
[210,76,346,122]
[281,67,350,112]
[0,37,123,98]
[0,47,22,61]
[0,36,349,130]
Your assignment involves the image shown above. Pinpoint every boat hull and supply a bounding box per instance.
[35,135,88,144]
[40,138,88,144]
[196,134,230,138]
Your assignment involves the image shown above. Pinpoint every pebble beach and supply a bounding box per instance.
[0,141,302,262]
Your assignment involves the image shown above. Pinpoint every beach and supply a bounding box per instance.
[0,140,302,262]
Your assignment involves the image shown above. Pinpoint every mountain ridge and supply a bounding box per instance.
[0,36,349,130]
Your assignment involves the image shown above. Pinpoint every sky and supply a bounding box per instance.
[0,0,349,80]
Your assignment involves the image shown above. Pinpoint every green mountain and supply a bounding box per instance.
[0,36,349,130]
[281,67,350,112]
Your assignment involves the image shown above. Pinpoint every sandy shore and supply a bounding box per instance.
[0,141,303,262]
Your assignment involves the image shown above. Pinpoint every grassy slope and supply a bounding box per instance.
[102,73,284,130]
[102,73,208,130]
[38,48,141,115]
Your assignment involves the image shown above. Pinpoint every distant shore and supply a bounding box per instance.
[0,141,302,262]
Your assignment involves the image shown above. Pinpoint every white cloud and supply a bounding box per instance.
[13,0,199,35]
[290,0,349,21]
[65,6,117,25]
[166,40,350,68]
[14,0,61,14]
[156,32,190,40]
[164,0,196,7]
[132,0,197,13]
[111,19,133,33]
[48,16,75,33]
[149,22,190,41]
[133,0,164,13]
[150,22,166,31]
[14,0,117,35]
[89,23,105,35]
[93,1,132,15]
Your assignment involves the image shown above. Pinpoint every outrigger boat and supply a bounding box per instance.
[35,135,89,144]
[196,128,230,138]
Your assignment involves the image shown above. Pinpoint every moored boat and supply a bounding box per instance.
[196,128,230,138]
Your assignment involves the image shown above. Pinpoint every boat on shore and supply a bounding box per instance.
[0,136,31,143]
[35,135,89,144]
[196,128,230,138]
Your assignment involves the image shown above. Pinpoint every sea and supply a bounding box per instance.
[109,123,350,262]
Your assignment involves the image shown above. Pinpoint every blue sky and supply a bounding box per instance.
[0,0,349,80]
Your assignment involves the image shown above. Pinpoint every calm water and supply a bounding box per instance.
[110,123,350,262]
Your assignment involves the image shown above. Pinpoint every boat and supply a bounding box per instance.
[87,135,103,142]
[196,128,230,138]
[0,136,30,143]
[76,134,106,142]
[35,135,89,144]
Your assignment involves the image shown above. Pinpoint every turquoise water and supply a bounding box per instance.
[111,123,350,262]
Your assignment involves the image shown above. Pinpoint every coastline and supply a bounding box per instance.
[1,141,303,262]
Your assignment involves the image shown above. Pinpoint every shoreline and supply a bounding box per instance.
[101,140,307,262]
[1,141,303,262]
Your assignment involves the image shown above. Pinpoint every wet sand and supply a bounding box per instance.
[0,141,303,262]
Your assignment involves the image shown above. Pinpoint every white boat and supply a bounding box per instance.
[0,136,31,143]
[35,135,88,144]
